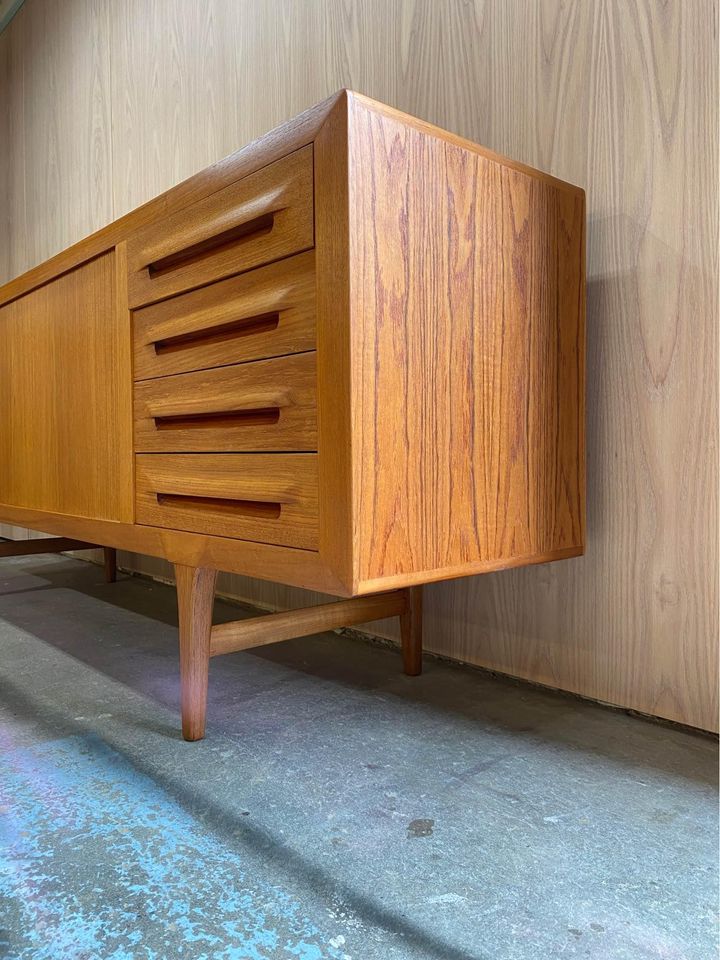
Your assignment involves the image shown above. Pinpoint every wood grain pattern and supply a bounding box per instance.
[134,352,317,453]
[0,0,716,731]
[175,563,217,741]
[0,57,583,597]
[0,253,133,522]
[346,94,585,587]
[0,26,9,287]
[133,250,316,380]
[136,453,319,549]
[314,93,355,591]
[0,87,338,308]
[427,0,718,732]
[0,27,21,545]
[1,0,113,279]
[127,145,315,308]
[210,590,408,658]
[0,499,348,595]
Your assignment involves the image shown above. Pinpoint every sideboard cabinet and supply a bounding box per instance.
[0,91,585,739]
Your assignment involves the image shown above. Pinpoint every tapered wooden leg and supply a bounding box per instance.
[103,547,117,583]
[175,564,217,741]
[399,585,423,675]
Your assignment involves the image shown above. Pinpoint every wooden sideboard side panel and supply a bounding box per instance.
[0,251,134,522]
[347,95,585,584]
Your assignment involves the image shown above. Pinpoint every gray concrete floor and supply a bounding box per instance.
[0,554,717,960]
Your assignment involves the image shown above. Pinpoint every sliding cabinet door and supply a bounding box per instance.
[0,251,133,521]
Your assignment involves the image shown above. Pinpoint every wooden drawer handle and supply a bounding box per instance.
[156,493,281,520]
[147,212,276,278]
[153,312,281,356]
[153,407,281,431]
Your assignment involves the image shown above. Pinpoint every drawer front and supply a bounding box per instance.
[136,454,318,549]
[134,353,317,453]
[133,251,315,380]
[128,146,314,308]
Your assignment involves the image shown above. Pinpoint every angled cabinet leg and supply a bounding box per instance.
[175,564,217,741]
[103,547,117,583]
[400,586,423,676]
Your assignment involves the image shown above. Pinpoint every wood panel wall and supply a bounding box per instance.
[0,0,717,731]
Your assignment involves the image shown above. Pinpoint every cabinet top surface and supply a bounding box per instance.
[0,89,583,309]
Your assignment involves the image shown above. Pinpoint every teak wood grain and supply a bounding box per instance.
[1,0,714,733]
[135,453,319,550]
[0,85,586,737]
[0,90,584,594]
[133,250,316,380]
[134,352,317,453]
[0,252,133,522]
[175,563,217,741]
[209,590,409,658]
[127,145,315,308]
[346,96,585,589]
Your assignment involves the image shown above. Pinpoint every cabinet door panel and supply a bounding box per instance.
[0,252,133,521]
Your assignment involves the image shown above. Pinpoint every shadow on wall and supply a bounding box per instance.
[419,205,716,729]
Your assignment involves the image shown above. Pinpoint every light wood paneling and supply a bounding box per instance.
[0,28,22,544]
[439,0,718,731]
[0,27,9,286]
[0,0,119,581]
[0,0,716,730]
[1,0,113,276]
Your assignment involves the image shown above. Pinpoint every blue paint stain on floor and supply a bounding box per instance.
[0,734,345,960]
[0,555,717,959]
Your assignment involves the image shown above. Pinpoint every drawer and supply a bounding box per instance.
[133,251,315,380]
[127,146,314,308]
[134,352,317,453]
[136,454,318,549]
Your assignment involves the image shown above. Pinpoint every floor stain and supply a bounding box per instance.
[407,818,434,838]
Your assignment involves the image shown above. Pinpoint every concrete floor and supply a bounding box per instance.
[0,555,717,960]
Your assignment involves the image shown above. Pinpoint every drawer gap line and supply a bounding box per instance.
[134,348,317,383]
[132,244,315,310]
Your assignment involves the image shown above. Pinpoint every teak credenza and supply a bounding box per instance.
[0,91,586,740]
